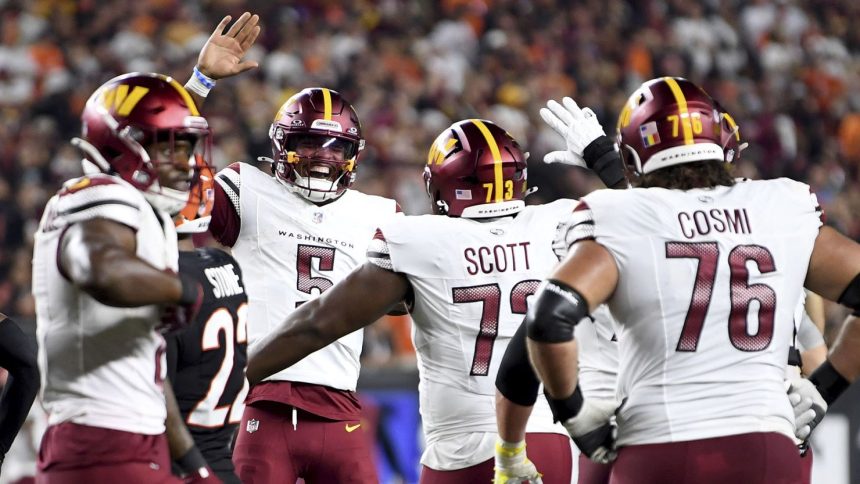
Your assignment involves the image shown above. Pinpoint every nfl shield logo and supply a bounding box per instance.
[246,419,260,434]
[313,212,324,224]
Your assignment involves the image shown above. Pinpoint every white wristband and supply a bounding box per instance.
[184,67,215,98]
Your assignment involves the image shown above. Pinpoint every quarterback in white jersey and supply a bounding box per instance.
[33,73,212,482]
[205,87,397,483]
[248,119,580,484]
[525,77,860,484]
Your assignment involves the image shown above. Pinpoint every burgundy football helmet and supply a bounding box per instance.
[616,77,724,175]
[74,72,212,216]
[269,88,364,203]
[424,119,527,218]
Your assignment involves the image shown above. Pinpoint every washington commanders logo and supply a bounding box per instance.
[100,84,150,116]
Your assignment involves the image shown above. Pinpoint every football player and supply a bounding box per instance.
[32,73,213,482]
[245,117,628,483]
[0,313,39,475]
[524,76,860,483]
[492,98,621,484]
[167,233,248,484]
[184,13,398,483]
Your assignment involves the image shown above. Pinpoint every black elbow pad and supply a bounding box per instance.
[496,322,541,406]
[525,279,589,343]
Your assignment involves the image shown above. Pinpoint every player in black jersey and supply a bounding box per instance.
[167,245,248,484]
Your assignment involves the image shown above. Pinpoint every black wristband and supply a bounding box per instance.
[175,446,208,475]
[546,385,584,423]
[787,346,802,367]
[178,273,200,306]
[583,135,625,188]
[809,360,850,405]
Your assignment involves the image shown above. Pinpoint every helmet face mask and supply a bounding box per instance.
[616,77,725,176]
[269,88,363,203]
[424,119,527,219]
[76,72,213,216]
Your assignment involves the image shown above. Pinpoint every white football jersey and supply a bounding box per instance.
[369,201,573,470]
[555,178,823,446]
[33,174,175,435]
[216,163,398,391]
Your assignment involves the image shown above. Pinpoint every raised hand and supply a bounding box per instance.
[196,12,261,80]
[539,97,606,167]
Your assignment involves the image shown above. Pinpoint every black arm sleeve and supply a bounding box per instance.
[0,317,39,455]
[496,322,541,406]
[583,135,626,189]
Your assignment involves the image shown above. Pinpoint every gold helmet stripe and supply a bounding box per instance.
[663,77,693,145]
[166,76,200,116]
[322,88,332,120]
[471,119,503,203]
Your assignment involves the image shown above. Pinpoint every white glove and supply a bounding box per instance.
[561,398,618,464]
[787,376,827,441]
[494,439,543,484]
[539,97,606,167]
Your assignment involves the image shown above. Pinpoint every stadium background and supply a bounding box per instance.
[0,0,859,482]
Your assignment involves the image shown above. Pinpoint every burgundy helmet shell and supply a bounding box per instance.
[424,119,527,218]
[269,87,364,202]
[616,77,723,175]
[77,72,212,215]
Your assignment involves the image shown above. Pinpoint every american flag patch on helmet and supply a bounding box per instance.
[455,189,472,200]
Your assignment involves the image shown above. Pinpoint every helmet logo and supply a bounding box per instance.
[291,119,305,127]
[347,127,358,135]
[100,85,149,116]
[640,121,661,147]
[310,119,342,131]
[427,137,458,165]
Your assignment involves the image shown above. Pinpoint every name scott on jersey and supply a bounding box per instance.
[677,208,752,239]
[464,242,532,275]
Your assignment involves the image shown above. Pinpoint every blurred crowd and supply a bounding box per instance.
[2,0,859,350]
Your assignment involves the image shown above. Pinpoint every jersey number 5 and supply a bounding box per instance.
[666,242,776,352]
[187,304,249,427]
[296,244,336,307]
[453,280,541,376]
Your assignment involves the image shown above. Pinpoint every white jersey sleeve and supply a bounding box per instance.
[43,174,144,232]
[561,178,823,446]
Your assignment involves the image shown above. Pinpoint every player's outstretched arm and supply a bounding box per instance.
[246,262,410,385]
[805,225,860,382]
[60,219,189,307]
[186,12,261,109]
[0,315,39,465]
